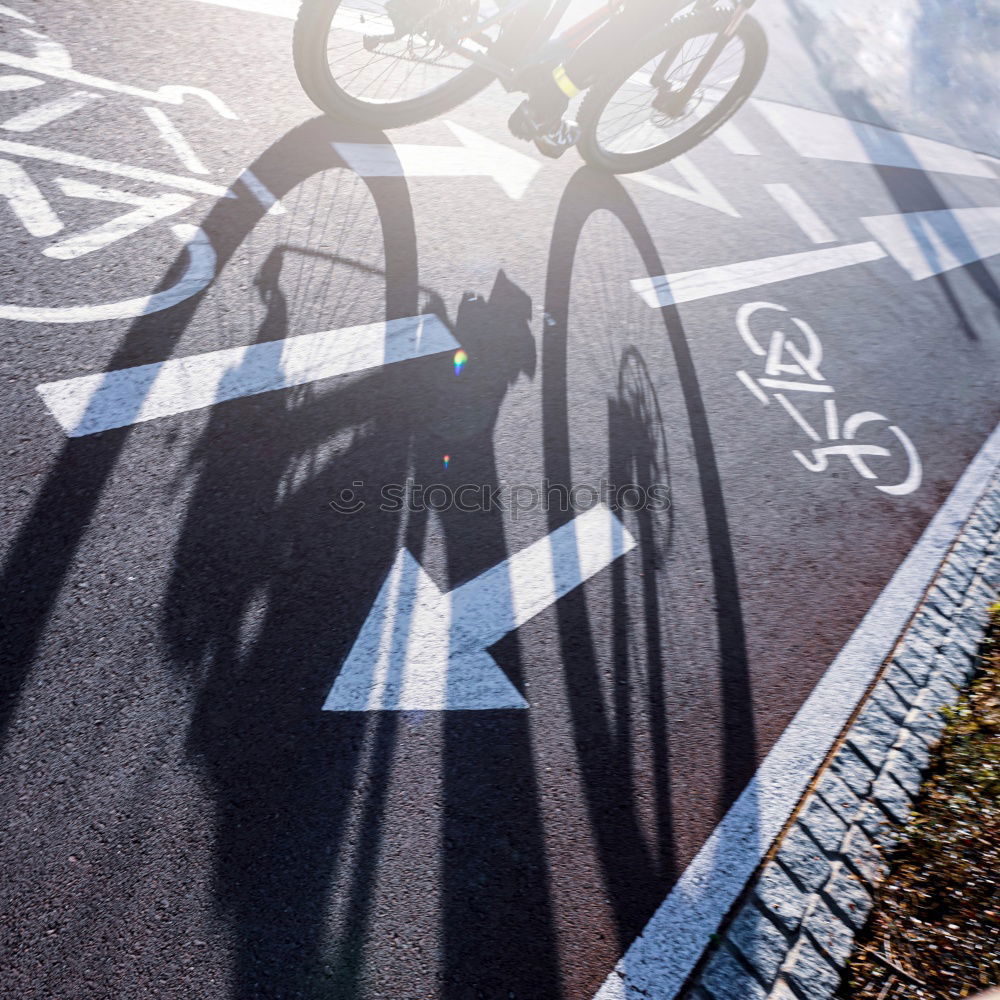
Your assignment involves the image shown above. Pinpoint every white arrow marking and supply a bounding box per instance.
[753,99,995,180]
[42,178,195,260]
[860,206,1000,281]
[1,89,102,132]
[631,242,888,307]
[0,4,33,21]
[626,155,739,218]
[0,155,62,235]
[0,223,214,323]
[334,120,541,200]
[0,138,235,198]
[36,314,457,436]
[325,503,637,712]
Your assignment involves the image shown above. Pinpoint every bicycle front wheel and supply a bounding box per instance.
[577,7,767,173]
[294,0,497,128]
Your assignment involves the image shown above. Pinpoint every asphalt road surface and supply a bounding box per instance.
[0,1,998,999]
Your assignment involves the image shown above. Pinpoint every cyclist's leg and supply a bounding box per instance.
[510,0,666,154]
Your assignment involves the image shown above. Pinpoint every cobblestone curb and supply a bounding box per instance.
[684,478,1000,1000]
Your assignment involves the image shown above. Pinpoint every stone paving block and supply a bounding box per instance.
[830,743,877,797]
[725,902,790,987]
[890,729,931,771]
[763,981,798,1000]
[905,699,949,747]
[801,898,855,966]
[848,700,900,769]
[912,606,953,637]
[781,937,841,1000]
[822,861,874,931]
[854,801,898,852]
[882,747,924,798]
[871,771,913,826]
[839,823,889,886]
[814,770,861,826]
[881,661,921,706]
[924,584,959,617]
[797,796,848,855]
[699,942,766,1000]
[754,863,809,936]
[869,682,909,724]
[931,649,974,689]
[775,826,831,894]
[892,639,936,685]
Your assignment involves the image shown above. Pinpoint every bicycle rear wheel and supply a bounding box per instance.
[294,0,499,128]
[576,7,767,173]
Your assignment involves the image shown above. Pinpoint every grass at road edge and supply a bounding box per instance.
[842,602,1000,1000]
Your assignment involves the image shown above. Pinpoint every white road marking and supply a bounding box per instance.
[143,106,210,174]
[36,315,457,436]
[0,37,237,118]
[714,121,759,156]
[860,206,1000,281]
[631,242,888,307]
[334,121,541,200]
[627,155,739,218]
[753,99,996,180]
[0,73,44,90]
[180,0,387,32]
[236,168,286,215]
[0,137,235,198]
[0,223,214,323]
[43,178,195,260]
[325,503,636,711]
[764,183,836,244]
[593,419,1000,1000]
[1,89,102,132]
[0,155,62,235]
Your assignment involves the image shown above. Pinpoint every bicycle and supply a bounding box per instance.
[293,0,767,173]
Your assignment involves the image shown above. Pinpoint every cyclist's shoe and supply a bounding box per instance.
[507,100,580,159]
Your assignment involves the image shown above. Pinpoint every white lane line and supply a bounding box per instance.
[236,168,286,215]
[0,155,62,235]
[627,155,740,218]
[714,121,760,156]
[764,183,836,244]
[0,137,235,198]
[43,178,195,260]
[143,106,210,174]
[594,420,1000,1000]
[36,314,458,436]
[860,206,1000,281]
[0,223,214,323]
[753,99,996,180]
[1,89,102,132]
[631,242,888,307]
[325,503,636,711]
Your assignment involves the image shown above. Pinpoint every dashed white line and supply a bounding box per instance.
[631,242,888,307]
[764,182,836,244]
[236,168,286,215]
[714,121,760,156]
[36,314,458,435]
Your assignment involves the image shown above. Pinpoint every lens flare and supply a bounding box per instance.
[453,348,468,375]
[443,455,450,469]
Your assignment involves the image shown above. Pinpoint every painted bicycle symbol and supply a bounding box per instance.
[0,6,269,322]
[734,301,922,497]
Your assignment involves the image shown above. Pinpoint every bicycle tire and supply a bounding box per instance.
[576,7,767,173]
[294,0,498,128]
